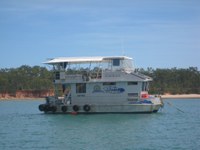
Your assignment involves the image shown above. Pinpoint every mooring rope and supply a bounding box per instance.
[166,101,185,113]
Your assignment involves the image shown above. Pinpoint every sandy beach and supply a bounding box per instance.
[161,94,200,99]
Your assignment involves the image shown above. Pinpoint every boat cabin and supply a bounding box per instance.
[44,56,152,105]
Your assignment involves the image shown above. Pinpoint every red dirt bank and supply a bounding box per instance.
[0,90,54,99]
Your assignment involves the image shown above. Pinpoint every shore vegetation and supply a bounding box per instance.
[0,66,199,98]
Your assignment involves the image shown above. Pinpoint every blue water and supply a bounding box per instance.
[0,99,200,150]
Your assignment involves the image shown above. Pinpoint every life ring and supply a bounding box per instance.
[61,106,67,113]
[83,105,90,112]
[73,105,79,112]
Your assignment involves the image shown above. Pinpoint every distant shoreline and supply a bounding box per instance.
[0,97,45,100]
[161,94,200,99]
[1,94,200,100]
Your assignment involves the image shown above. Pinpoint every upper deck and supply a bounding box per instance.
[44,56,133,71]
[44,56,152,83]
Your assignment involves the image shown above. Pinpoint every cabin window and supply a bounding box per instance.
[55,72,60,79]
[128,82,138,85]
[128,93,138,97]
[142,82,149,91]
[76,83,86,93]
[113,59,120,66]
[103,82,116,86]
[142,82,145,91]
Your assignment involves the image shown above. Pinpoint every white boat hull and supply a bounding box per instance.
[39,103,163,114]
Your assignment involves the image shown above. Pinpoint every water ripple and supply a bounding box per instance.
[0,99,200,150]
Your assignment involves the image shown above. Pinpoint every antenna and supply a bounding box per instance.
[121,38,125,56]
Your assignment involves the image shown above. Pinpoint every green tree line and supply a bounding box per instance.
[137,67,200,94]
[0,65,200,94]
[0,65,53,94]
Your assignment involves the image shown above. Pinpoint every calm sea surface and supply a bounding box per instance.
[0,99,200,150]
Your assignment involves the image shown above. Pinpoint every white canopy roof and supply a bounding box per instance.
[44,56,132,64]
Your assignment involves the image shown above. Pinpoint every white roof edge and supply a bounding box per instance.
[103,56,132,60]
[43,56,133,64]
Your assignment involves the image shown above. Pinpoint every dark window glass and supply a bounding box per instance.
[55,72,60,79]
[103,82,116,86]
[128,82,138,85]
[113,59,120,66]
[142,82,149,91]
[76,83,86,93]
[128,93,138,97]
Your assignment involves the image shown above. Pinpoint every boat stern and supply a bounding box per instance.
[140,92,164,112]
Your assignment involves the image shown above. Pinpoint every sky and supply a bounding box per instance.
[0,0,200,69]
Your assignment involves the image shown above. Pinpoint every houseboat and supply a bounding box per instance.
[39,56,164,114]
